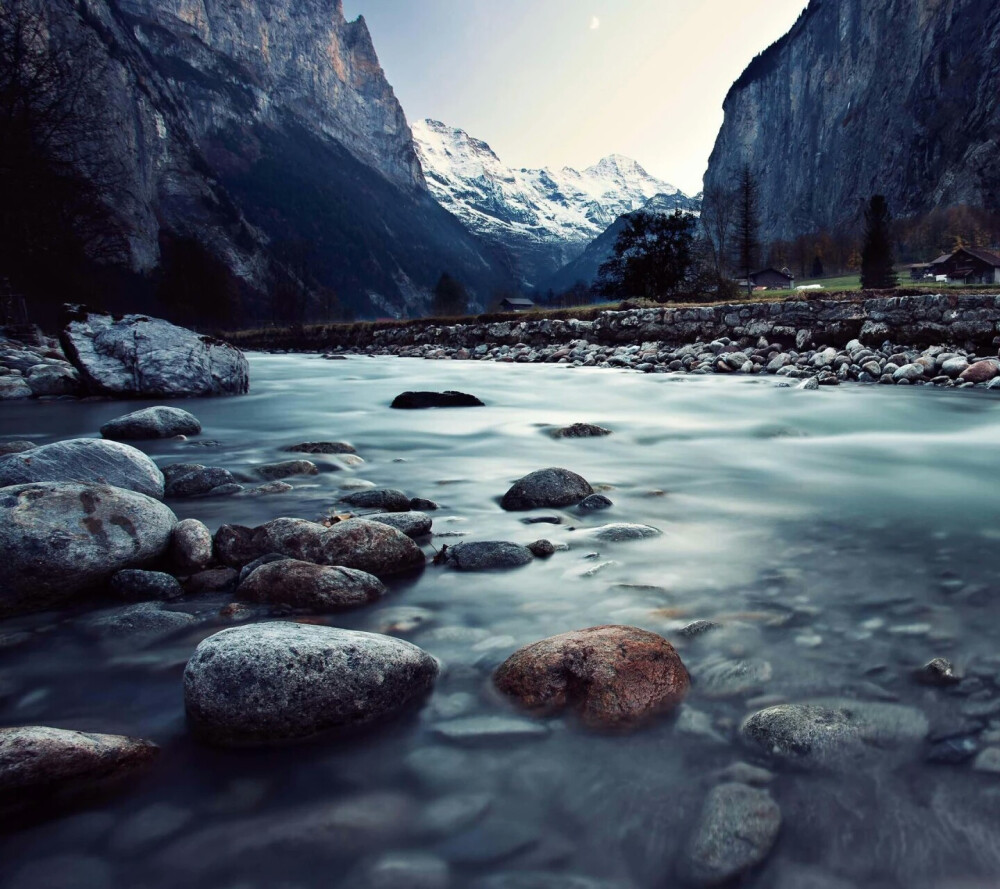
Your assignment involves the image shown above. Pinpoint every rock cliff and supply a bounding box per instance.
[703,0,1000,243]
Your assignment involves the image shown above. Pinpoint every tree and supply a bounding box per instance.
[597,210,696,300]
[860,195,899,289]
[811,255,824,278]
[700,184,736,279]
[734,164,761,296]
[432,273,468,316]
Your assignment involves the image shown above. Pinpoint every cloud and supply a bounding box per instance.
[590,16,600,30]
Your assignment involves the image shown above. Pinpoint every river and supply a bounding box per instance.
[3,354,1000,888]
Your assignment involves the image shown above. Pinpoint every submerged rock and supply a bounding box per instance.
[680,783,781,886]
[184,623,439,745]
[578,494,613,511]
[0,438,165,499]
[341,488,412,512]
[101,406,201,440]
[62,311,249,397]
[238,559,387,611]
[912,657,961,686]
[441,541,533,571]
[163,464,240,498]
[391,391,484,409]
[255,460,318,480]
[0,726,158,811]
[0,482,176,616]
[548,423,612,439]
[494,625,690,729]
[110,569,184,601]
[587,523,661,542]
[170,519,214,573]
[739,700,929,770]
[365,511,433,538]
[500,468,594,511]
[285,441,356,454]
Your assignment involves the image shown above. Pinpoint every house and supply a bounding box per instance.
[928,247,1000,284]
[500,298,535,312]
[748,268,795,290]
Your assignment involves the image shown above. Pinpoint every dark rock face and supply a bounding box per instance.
[65,314,248,398]
[500,468,594,511]
[215,518,425,576]
[494,625,690,729]
[183,623,439,745]
[391,391,485,409]
[0,726,158,811]
[0,482,177,616]
[341,488,412,512]
[101,406,202,440]
[0,439,165,499]
[703,0,1000,244]
[238,559,387,611]
[441,541,533,571]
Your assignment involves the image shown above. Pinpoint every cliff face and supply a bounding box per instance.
[42,0,510,316]
[703,0,1000,244]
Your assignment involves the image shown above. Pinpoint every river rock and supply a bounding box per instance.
[185,567,239,594]
[0,440,35,455]
[527,539,555,558]
[0,439,165,499]
[940,356,970,378]
[215,517,425,576]
[578,494,613,511]
[255,460,318,480]
[110,569,183,601]
[441,541,533,571]
[959,360,1000,383]
[238,559,387,611]
[365,511,433,537]
[0,377,32,399]
[170,519,214,573]
[62,310,249,397]
[494,625,690,729]
[0,482,177,616]
[0,726,158,809]
[25,363,80,396]
[163,463,240,498]
[680,783,781,886]
[500,468,594,511]
[285,441,356,454]
[912,657,961,686]
[588,523,661,542]
[101,406,201,440]
[548,423,612,439]
[183,623,439,745]
[391,391,484,409]
[341,488,411,512]
[83,602,197,648]
[739,700,929,770]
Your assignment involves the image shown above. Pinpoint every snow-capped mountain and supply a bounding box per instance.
[412,119,698,286]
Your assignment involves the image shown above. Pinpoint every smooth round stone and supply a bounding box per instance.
[365,511,433,538]
[183,623,439,746]
[441,541,533,571]
[578,494,613,511]
[0,440,36,455]
[238,559,387,611]
[100,406,201,440]
[548,423,612,439]
[341,488,412,512]
[110,569,183,601]
[254,460,318,480]
[500,468,594,511]
[0,482,177,616]
[587,523,661,542]
[0,439,164,499]
[170,519,214,573]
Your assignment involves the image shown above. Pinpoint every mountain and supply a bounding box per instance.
[702,0,1000,245]
[543,194,698,293]
[21,0,513,319]
[412,119,697,286]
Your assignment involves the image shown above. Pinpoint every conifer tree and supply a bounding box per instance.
[860,195,898,289]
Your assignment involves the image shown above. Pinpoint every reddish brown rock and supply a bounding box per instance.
[959,360,1000,383]
[238,559,386,611]
[494,625,690,729]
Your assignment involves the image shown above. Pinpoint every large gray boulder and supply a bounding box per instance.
[101,406,202,441]
[0,482,177,616]
[238,559,387,611]
[441,541,533,571]
[184,623,439,745]
[215,517,425,576]
[62,310,249,397]
[0,439,165,498]
[500,468,594,511]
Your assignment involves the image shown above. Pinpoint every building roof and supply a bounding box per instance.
[751,268,794,280]
[501,298,535,307]
[931,247,1000,267]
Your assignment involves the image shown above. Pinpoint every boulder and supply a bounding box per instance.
[0,726,158,810]
[959,360,1000,383]
[441,541,533,571]
[739,700,929,770]
[0,439,165,499]
[25,363,80,396]
[61,310,249,397]
[101,406,201,440]
[365,511,433,538]
[238,559,387,611]
[183,623,439,745]
[548,423,612,439]
[391,391,484,409]
[184,567,239,594]
[285,441,356,454]
[0,377,33,399]
[110,569,183,601]
[341,488,411,512]
[255,460,318,481]
[494,625,690,729]
[500,468,594,511]
[163,463,240,498]
[0,440,35,455]
[170,519,214,573]
[215,517,425,576]
[680,783,781,886]
[0,482,177,616]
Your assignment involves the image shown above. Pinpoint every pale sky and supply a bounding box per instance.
[342,0,808,196]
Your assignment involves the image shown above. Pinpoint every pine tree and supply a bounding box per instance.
[860,196,898,289]
[734,165,760,296]
[431,273,468,316]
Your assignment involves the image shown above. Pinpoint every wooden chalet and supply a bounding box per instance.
[928,247,1000,285]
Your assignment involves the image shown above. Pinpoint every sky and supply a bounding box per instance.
[341,0,808,196]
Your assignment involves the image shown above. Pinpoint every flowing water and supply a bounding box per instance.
[4,354,1000,888]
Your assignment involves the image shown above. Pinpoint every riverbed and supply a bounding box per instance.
[3,354,1000,888]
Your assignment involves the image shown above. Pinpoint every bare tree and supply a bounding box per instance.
[700,184,736,279]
